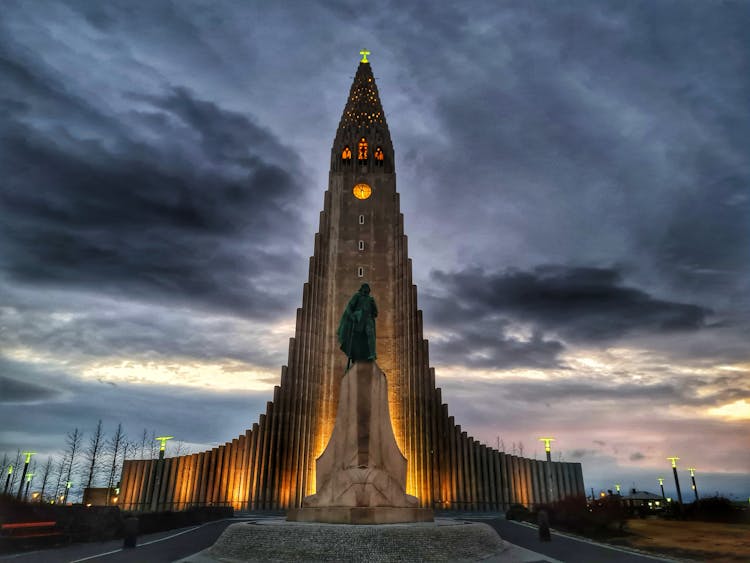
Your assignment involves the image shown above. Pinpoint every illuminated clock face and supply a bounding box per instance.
[353,183,372,200]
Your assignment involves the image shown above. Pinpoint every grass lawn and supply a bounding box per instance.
[611,519,750,562]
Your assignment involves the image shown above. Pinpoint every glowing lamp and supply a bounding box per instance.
[155,436,174,451]
[359,49,371,63]
[6,465,12,475]
[658,477,664,486]
[688,467,696,477]
[667,456,679,468]
[23,452,36,464]
[538,437,555,453]
[25,472,34,483]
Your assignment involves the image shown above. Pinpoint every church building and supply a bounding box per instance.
[117,55,585,512]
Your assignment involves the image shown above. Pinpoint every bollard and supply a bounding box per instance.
[537,510,551,542]
[123,516,139,549]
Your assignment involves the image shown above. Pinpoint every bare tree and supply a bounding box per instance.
[63,428,83,502]
[38,457,54,502]
[106,423,124,504]
[511,442,517,455]
[139,429,148,459]
[8,449,22,493]
[84,420,105,489]
[149,430,157,459]
[52,455,67,502]
[173,440,185,457]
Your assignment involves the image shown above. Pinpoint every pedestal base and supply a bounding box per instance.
[287,506,434,524]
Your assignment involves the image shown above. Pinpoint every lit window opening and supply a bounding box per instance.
[358,137,368,161]
[341,146,352,160]
[374,147,384,165]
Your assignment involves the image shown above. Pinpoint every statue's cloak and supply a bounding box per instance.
[337,288,378,361]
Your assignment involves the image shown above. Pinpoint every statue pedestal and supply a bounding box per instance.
[288,361,433,524]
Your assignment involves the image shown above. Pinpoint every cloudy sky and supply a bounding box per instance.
[1,0,748,500]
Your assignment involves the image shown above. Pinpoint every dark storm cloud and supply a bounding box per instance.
[0,376,61,404]
[425,265,711,344]
[429,324,564,369]
[0,39,306,318]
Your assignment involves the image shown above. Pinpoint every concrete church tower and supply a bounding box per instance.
[117,56,585,512]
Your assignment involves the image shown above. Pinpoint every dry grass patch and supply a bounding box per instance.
[619,519,750,562]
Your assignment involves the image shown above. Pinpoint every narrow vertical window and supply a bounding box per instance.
[341,146,352,160]
[359,214,365,225]
[358,137,368,161]
[358,240,365,251]
[357,267,364,277]
[374,147,384,165]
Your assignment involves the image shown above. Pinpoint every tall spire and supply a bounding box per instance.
[337,62,388,131]
[333,57,393,173]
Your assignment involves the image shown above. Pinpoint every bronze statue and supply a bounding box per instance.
[338,283,377,367]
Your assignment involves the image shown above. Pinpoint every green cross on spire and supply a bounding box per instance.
[359,49,371,63]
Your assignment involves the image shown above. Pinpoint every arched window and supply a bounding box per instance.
[374,147,384,164]
[358,137,368,161]
[341,146,352,160]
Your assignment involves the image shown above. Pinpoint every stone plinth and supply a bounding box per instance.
[184,520,511,562]
[287,506,433,525]
[289,361,432,523]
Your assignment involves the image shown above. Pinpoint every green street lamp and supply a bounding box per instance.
[658,477,666,499]
[538,437,556,502]
[155,436,174,460]
[16,452,35,500]
[63,480,72,505]
[3,464,12,495]
[538,437,555,463]
[688,468,699,501]
[615,483,621,496]
[23,472,34,502]
[667,456,683,505]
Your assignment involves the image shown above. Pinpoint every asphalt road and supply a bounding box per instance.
[474,517,673,563]
[1,514,675,563]
[0,518,241,563]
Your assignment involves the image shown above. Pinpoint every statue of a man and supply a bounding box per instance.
[337,283,378,366]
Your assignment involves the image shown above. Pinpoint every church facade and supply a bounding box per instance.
[117,58,585,512]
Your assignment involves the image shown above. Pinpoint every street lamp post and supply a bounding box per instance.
[23,473,34,502]
[539,437,555,502]
[688,468,699,501]
[615,483,621,496]
[151,436,174,511]
[63,480,72,505]
[3,465,12,495]
[16,452,35,500]
[667,457,683,505]
[658,477,665,499]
